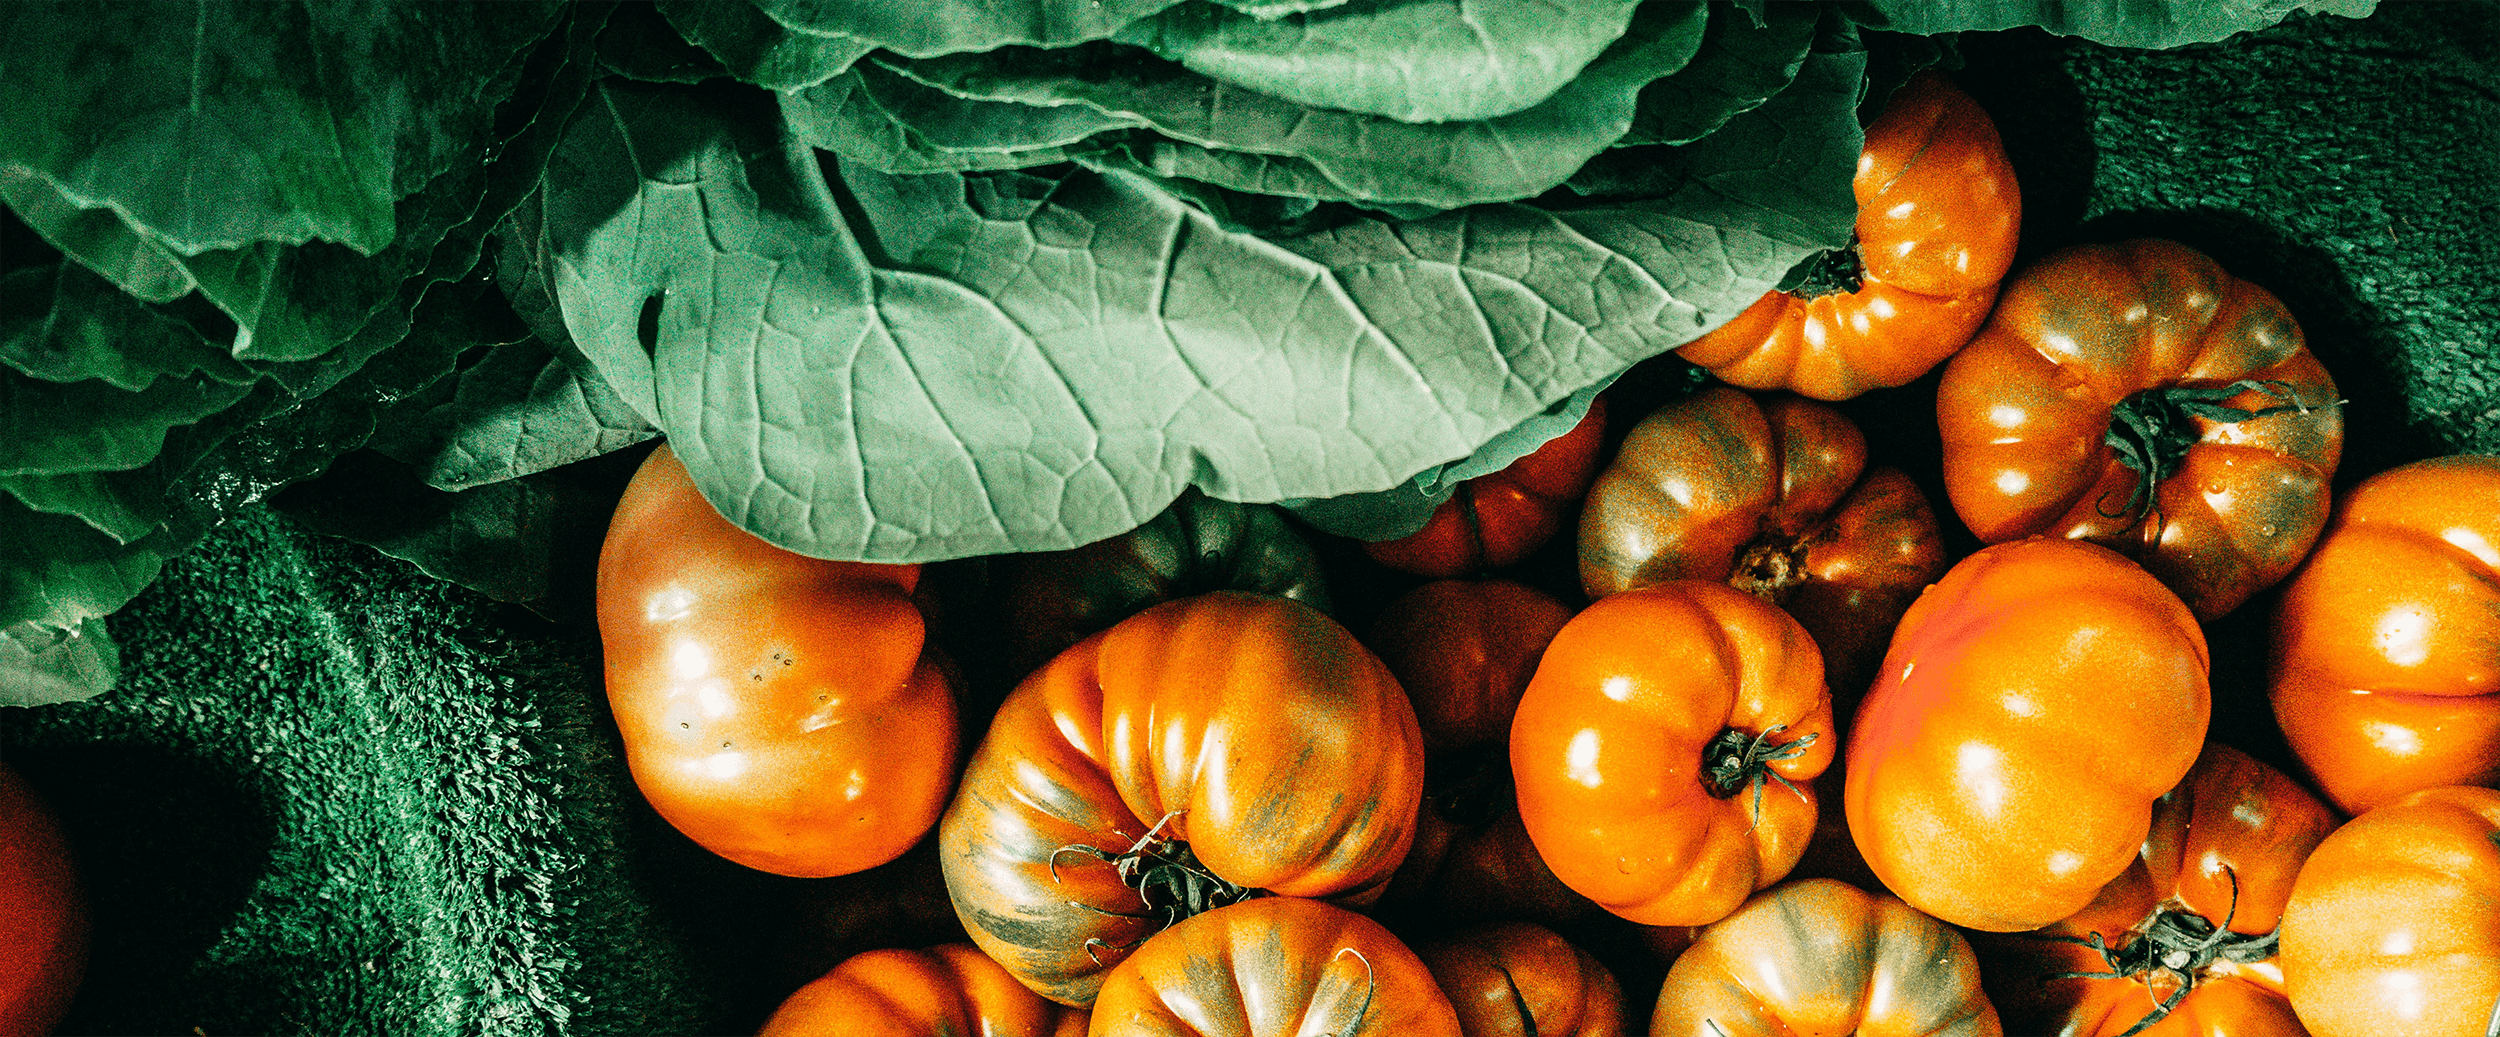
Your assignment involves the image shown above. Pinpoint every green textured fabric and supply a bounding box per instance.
[4,6,2497,1035]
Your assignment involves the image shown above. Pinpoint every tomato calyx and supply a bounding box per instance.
[1773,236,1866,301]
[2098,379,2330,522]
[1700,724,1817,824]
[2035,870,2276,1037]
[1729,530,1811,602]
[1051,811,1260,958]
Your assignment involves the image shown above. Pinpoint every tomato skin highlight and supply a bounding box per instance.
[2269,454,2500,816]
[0,757,85,1037]
[596,444,958,878]
[1363,396,1609,578]
[759,943,1089,1037]
[1846,538,2210,933]
[1510,580,1834,928]
[1676,72,2021,401]
[2280,786,2500,1037]
[1089,897,1460,1037]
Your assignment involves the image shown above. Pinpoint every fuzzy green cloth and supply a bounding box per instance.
[6,6,2497,1035]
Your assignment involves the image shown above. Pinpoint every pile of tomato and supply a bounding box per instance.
[579,71,2498,1037]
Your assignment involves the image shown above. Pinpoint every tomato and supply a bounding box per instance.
[938,592,1425,1006]
[998,491,1330,679]
[1650,878,2001,1037]
[1936,238,2344,621]
[596,444,959,878]
[1369,580,1597,929]
[0,758,84,1036]
[1510,580,1835,928]
[1414,921,1626,1037]
[1090,896,1459,1036]
[760,943,1089,1037]
[1846,538,2210,933]
[1971,743,2335,1037]
[1578,387,1947,698]
[2268,454,2500,815]
[1675,72,2020,401]
[2279,786,2500,1037]
[1363,396,1609,578]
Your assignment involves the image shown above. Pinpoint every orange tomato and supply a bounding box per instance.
[1414,921,1625,1037]
[1089,897,1460,1037]
[2269,454,2500,815]
[2280,786,2500,1037]
[1936,238,2343,620]
[759,943,1088,1037]
[1675,72,2020,401]
[1511,580,1834,928]
[1846,538,2210,933]
[596,444,958,877]
[1363,396,1609,578]
[1651,878,2002,1036]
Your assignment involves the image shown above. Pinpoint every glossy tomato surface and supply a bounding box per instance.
[760,943,1088,1037]
[1847,538,2210,933]
[1089,897,1460,1037]
[1973,743,2334,1037]
[1579,387,1946,698]
[1676,72,2020,401]
[1363,396,1609,578]
[2269,454,2500,815]
[2280,786,2500,1037]
[597,444,958,878]
[1651,878,2001,1037]
[940,592,1425,1006]
[1415,921,1625,1037]
[1937,238,2343,621]
[1511,580,1834,928]
[0,758,85,1037]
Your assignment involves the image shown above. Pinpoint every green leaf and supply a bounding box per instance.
[368,331,657,493]
[0,168,196,304]
[519,76,1852,562]
[750,0,1192,56]
[657,0,872,91]
[0,617,117,706]
[1617,2,1819,147]
[1112,0,1645,123]
[1841,0,2375,49]
[1208,0,1353,15]
[0,496,202,637]
[882,1,1711,207]
[782,62,1143,174]
[596,0,733,84]
[0,265,258,481]
[1280,374,1617,539]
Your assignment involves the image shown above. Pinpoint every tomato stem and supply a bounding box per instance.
[1776,237,1866,301]
[1700,725,1817,826]
[2098,379,2334,523]
[1050,812,1260,937]
[2033,866,2275,1037]
[1730,532,1810,602]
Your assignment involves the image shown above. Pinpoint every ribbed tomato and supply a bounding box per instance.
[1847,538,2210,933]
[1972,743,2335,1036]
[1363,396,1609,578]
[759,943,1088,1037]
[2269,454,2500,815]
[1651,878,2001,1037]
[1089,897,1460,1037]
[1,757,85,1036]
[1675,72,2020,401]
[1578,387,1946,698]
[1936,238,2343,621]
[939,592,1424,1006]
[2280,786,2500,1037]
[1511,580,1835,928]
[596,444,958,878]
[1415,921,1625,1037]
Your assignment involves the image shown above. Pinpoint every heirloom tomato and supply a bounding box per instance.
[1510,580,1835,928]
[596,444,958,878]
[939,592,1425,1006]
[1,758,85,1037]
[760,943,1088,1037]
[2269,454,2500,815]
[1936,238,2343,620]
[1847,538,2210,933]
[1370,580,1597,929]
[1090,897,1459,1037]
[2280,786,2500,1037]
[1415,921,1626,1037]
[1972,743,2335,1037]
[1651,878,2001,1037]
[1579,387,1946,699]
[998,491,1329,679]
[1363,396,1608,578]
[1675,72,2020,401]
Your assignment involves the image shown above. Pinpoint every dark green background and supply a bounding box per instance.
[6,5,2497,1034]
